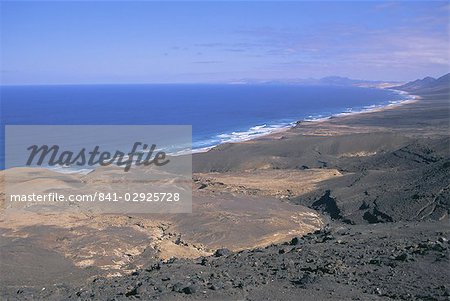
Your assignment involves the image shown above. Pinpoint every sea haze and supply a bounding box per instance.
[0,84,406,169]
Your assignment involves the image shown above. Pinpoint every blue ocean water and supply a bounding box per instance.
[0,84,406,169]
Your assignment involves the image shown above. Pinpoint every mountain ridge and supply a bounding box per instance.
[393,73,450,94]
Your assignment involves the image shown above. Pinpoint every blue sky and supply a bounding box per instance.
[1,1,449,84]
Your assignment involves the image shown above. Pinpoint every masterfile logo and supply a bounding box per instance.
[4,125,192,214]
[26,142,170,172]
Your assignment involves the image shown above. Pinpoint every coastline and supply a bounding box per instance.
[191,87,419,154]
[303,89,419,123]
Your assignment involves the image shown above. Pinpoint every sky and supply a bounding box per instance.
[1,1,449,85]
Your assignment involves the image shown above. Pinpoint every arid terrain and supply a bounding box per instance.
[1,74,449,300]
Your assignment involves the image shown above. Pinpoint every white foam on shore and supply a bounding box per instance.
[304,89,418,123]
[45,165,94,175]
[190,89,418,154]
[187,122,295,155]
[216,123,290,143]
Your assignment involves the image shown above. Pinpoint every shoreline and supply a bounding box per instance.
[191,88,419,154]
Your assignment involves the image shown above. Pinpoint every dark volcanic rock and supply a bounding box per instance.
[214,248,231,257]
[311,190,342,220]
[8,221,447,301]
[291,272,317,287]
[289,236,302,245]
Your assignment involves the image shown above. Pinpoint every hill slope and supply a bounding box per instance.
[393,73,450,94]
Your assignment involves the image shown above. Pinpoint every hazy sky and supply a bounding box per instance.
[1,1,449,84]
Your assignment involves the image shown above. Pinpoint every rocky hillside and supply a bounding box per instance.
[14,222,449,301]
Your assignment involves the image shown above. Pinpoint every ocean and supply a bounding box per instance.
[0,84,408,170]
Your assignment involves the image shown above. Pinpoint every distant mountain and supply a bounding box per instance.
[230,76,395,87]
[393,73,450,94]
[393,76,436,91]
[434,73,450,89]
[318,76,367,86]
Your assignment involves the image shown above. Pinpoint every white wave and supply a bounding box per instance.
[215,123,289,144]
[167,148,193,156]
[45,165,93,175]
[303,89,416,123]
[249,124,267,131]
